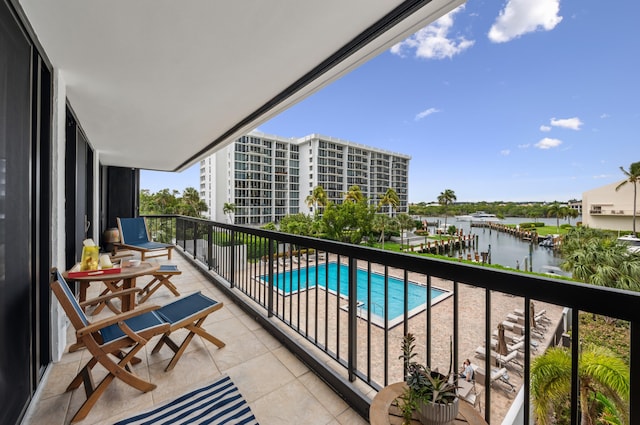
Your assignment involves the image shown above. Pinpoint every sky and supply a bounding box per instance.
[141,0,640,203]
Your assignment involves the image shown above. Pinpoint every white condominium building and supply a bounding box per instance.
[200,131,410,225]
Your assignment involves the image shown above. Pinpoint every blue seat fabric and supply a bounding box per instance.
[100,292,216,343]
[156,292,218,324]
[101,311,166,343]
[119,218,171,249]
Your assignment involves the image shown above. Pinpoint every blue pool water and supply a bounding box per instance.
[262,262,446,321]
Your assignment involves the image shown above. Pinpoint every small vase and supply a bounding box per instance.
[417,397,459,425]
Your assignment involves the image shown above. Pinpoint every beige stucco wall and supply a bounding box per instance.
[582,180,638,231]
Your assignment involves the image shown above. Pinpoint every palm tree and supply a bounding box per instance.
[437,189,457,228]
[379,188,400,217]
[372,214,395,250]
[560,227,640,291]
[546,202,568,232]
[397,213,415,249]
[344,185,365,203]
[223,202,236,224]
[305,185,328,216]
[566,207,580,226]
[616,161,640,237]
[376,188,400,249]
[531,345,629,425]
[180,187,208,217]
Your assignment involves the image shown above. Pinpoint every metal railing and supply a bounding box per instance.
[144,214,640,424]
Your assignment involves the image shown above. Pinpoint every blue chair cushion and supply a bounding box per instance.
[101,311,166,343]
[130,241,172,250]
[156,292,218,324]
[119,217,150,245]
[158,264,179,272]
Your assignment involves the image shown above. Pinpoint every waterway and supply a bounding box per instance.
[417,216,579,273]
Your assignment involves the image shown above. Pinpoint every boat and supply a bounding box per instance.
[539,234,559,248]
[455,211,500,222]
[617,235,640,253]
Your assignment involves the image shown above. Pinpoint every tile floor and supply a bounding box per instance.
[22,252,369,425]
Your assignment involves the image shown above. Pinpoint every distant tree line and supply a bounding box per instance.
[140,187,208,217]
[409,200,580,223]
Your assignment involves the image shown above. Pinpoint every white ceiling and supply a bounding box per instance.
[19,0,463,171]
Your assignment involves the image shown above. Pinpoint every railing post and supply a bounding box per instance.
[207,225,213,271]
[453,281,458,387]
[570,307,579,425]
[631,321,640,424]
[193,221,198,260]
[524,298,531,425]
[230,229,236,288]
[267,238,274,318]
[348,256,357,382]
[191,221,198,260]
[484,289,491,425]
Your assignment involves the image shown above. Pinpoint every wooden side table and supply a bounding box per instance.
[369,382,487,425]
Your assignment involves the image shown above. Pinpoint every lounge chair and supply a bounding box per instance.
[474,346,523,374]
[115,217,173,260]
[492,330,539,351]
[476,366,516,393]
[489,338,525,353]
[51,270,225,423]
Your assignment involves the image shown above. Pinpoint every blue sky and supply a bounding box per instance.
[142,0,639,203]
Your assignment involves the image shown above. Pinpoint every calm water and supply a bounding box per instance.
[417,216,575,273]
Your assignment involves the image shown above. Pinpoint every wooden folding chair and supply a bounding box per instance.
[138,264,182,303]
[52,271,226,422]
[51,271,170,423]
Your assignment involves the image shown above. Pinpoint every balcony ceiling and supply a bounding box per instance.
[18,0,463,171]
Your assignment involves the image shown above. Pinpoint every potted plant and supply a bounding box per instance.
[397,333,459,425]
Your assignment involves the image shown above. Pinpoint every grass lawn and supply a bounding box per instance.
[503,224,573,237]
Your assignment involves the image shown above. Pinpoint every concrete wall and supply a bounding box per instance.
[582,179,638,231]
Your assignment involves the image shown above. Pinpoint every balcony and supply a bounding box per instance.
[23,252,366,425]
[28,215,638,424]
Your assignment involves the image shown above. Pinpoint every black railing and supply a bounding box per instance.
[144,214,640,425]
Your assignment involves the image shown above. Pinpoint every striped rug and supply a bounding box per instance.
[115,375,259,425]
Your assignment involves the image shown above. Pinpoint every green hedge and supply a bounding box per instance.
[518,222,544,229]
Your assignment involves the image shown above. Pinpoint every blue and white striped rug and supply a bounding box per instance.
[114,375,259,425]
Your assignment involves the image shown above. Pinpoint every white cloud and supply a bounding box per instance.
[488,0,563,43]
[518,144,530,148]
[535,137,562,149]
[550,117,583,130]
[415,108,440,121]
[600,113,610,119]
[391,5,474,59]
[500,149,511,156]
[593,174,609,179]
[540,125,551,132]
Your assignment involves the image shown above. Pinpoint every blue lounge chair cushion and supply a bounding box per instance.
[156,292,218,324]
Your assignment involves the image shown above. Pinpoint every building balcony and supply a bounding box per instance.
[27,215,638,425]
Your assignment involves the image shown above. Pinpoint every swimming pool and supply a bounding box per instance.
[261,262,448,324]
